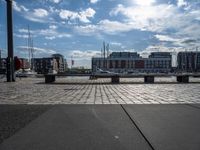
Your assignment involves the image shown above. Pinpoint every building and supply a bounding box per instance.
[177,51,200,72]
[63,58,68,71]
[145,52,172,73]
[109,52,140,58]
[149,52,172,58]
[32,57,58,74]
[19,58,30,69]
[52,54,65,73]
[32,53,67,74]
[0,58,6,74]
[92,52,172,73]
[0,58,6,69]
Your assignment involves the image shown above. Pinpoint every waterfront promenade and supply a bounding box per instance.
[0,77,200,150]
[0,77,200,104]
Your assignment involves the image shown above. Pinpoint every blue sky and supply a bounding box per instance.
[0,0,200,67]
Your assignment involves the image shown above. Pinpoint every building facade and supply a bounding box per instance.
[92,52,172,73]
[32,57,58,74]
[0,58,6,69]
[63,58,68,71]
[52,54,65,73]
[19,58,30,69]
[177,52,200,72]
[0,58,6,74]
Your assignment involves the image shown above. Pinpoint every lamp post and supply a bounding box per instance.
[0,49,1,69]
[6,0,15,82]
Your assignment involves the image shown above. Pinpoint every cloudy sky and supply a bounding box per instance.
[0,0,200,67]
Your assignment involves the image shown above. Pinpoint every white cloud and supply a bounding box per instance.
[154,34,179,42]
[45,33,71,40]
[74,19,135,35]
[75,2,200,50]
[110,4,181,32]
[70,50,101,59]
[189,10,200,21]
[17,46,57,56]
[79,8,96,22]
[90,0,99,4]
[132,0,156,6]
[14,34,29,39]
[59,8,96,23]
[154,34,200,48]
[13,2,21,12]
[62,50,101,68]
[18,28,32,34]
[39,28,71,40]
[13,1,28,12]
[50,0,61,3]
[33,8,48,18]
[110,42,122,46]
[22,8,51,23]
[74,24,98,35]
[59,10,78,20]
[143,45,175,53]
[98,19,134,33]
[40,28,72,40]
[18,27,72,40]
[177,0,187,7]
[49,25,57,29]
[12,2,58,24]
[108,2,200,45]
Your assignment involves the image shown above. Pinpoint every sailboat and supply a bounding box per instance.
[16,25,36,77]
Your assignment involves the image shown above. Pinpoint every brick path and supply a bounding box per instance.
[1,77,200,104]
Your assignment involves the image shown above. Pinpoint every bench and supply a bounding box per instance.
[44,74,91,83]
[45,74,56,83]
[45,73,198,84]
[90,74,192,84]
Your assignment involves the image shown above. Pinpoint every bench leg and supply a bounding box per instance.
[111,76,120,84]
[144,76,154,83]
[45,75,55,83]
[89,75,97,80]
[177,76,189,83]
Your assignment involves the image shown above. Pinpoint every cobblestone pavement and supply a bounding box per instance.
[0,76,200,104]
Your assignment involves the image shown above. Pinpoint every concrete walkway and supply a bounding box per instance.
[0,104,200,150]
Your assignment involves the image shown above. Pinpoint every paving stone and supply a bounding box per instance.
[0,77,200,104]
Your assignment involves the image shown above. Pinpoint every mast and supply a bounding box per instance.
[27,25,34,71]
[27,25,31,69]
[195,47,198,72]
[106,43,109,57]
[31,36,34,71]
[103,41,106,69]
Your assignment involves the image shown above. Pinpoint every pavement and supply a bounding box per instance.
[0,104,200,150]
[0,105,52,144]
[1,77,200,149]
[0,77,200,104]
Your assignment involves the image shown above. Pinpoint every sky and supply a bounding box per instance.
[0,0,200,68]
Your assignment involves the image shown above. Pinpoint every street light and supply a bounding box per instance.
[5,0,15,82]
